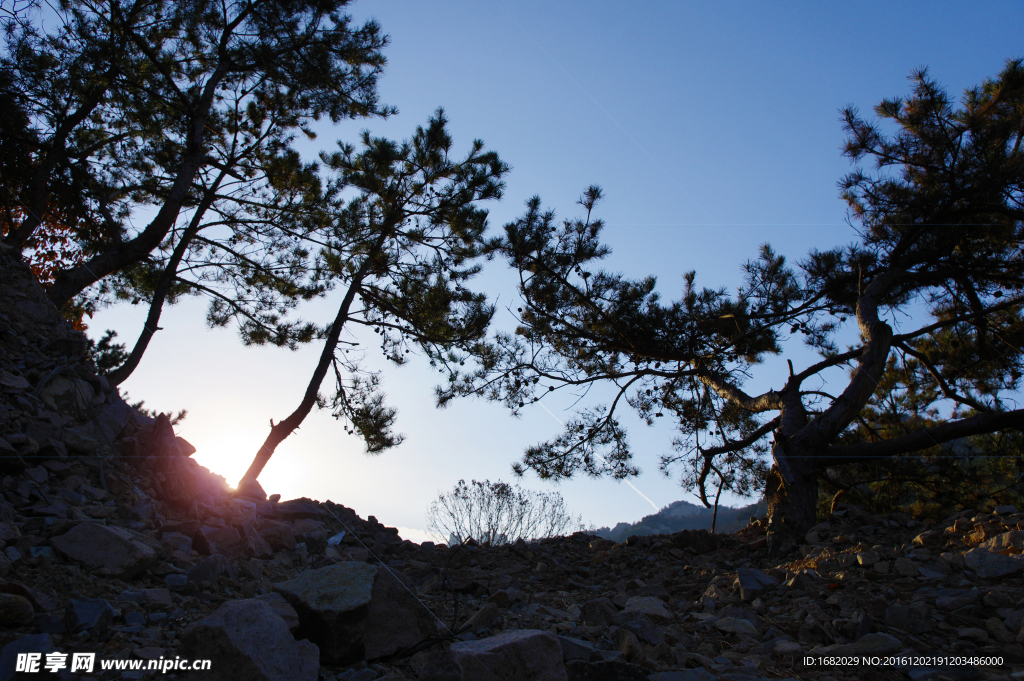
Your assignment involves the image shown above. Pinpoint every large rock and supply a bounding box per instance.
[189,554,233,585]
[980,530,1024,555]
[450,629,568,681]
[194,525,243,557]
[139,414,197,508]
[260,523,297,552]
[255,593,300,632]
[619,596,672,623]
[65,598,119,634]
[0,634,58,681]
[273,561,435,663]
[0,594,34,626]
[964,548,1024,579]
[734,568,777,602]
[50,522,159,578]
[241,523,273,559]
[579,598,617,626]
[181,599,318,681]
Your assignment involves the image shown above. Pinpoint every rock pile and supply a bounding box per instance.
[1,244,1023,681]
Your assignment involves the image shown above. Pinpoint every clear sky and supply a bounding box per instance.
[92,1,1024,542]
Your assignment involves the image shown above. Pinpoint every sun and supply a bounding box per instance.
[187,430,308,500]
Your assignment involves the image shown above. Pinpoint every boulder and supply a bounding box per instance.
[0,593,34,626]
[50,522,159,578]
[194,525,243,557]
[450,629,568,681]
[65,598,119,634]
[734,568,777,602]
[617,616,663,645]
[964,548,1024,579]
[181,599,318,681]
[273,561,435,664]
[136,414,197,507]
[161,531,193,554]
[274,500,326,521]
[894,557,920,577]
[579,598,617,626]
[261,523,297,552]
[235,478,267,501]
[189,554,233,585]
[464,602,501,631]
[980,530,1024,555]
[0,634,58,681]
[713,616,758,636]
[556,636,601,663]
[619,596,672,623]
[255,593,300,632]
[241,523,273,559]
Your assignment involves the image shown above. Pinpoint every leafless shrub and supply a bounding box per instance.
[426,479,586,545]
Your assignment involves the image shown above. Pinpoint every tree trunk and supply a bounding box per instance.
[765,457,818,558]
[238,231,389,486]
[106,174,224,387]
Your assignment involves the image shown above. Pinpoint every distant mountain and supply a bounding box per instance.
[594,498,767,542]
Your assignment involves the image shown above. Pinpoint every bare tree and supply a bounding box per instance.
[426,479,585,546]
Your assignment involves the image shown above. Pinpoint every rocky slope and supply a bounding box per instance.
[1,243,1023,681]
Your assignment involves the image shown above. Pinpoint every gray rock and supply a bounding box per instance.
[161,531,192,554]
[65,598,119,633]
[617,616,663,645]
[734,568,777,602]
[579,598,617,626]
[714,616,758,636]
[260,523,297,552]
[963,548,1024,579]
[619,596,672,622]
[162,572,186,591]
[274,500,327,521]
[0,593,34,626]
[194,525,243,557]
[0,634,58,681]
[50,522,159,578]
[274,561,434,664]
[255,592,300,632]
[241,523,273,559]
[450,629,568,681]
[181,599,318,681]
[235,478,267,501]
[980,530,1024,554]
[465,601,501,631]
[894,557,920,577]
[189,554,232,585]
[556,635,600,663]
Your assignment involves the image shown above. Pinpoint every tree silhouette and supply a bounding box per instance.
[446,59,1024,555]
[2,0,390,362]
[239,111,507,486]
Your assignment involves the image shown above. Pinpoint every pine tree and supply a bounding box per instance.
[239,111,508,485]
[1,0,390,366]
[446,59,1024,555]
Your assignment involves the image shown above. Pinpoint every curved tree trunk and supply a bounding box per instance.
[107,173,224,386]
[765,447,819,558]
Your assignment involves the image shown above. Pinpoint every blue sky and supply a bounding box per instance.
[93,1,1024,541]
